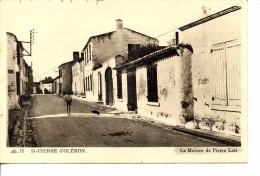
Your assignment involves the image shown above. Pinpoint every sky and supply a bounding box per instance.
[0,0,243,81]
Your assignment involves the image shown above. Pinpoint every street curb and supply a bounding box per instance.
[130,115,241,147]
[171,127,241,147]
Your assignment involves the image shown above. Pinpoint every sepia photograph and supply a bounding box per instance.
[0,0,247,163]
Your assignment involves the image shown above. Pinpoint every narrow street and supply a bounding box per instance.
[25,94,227,147]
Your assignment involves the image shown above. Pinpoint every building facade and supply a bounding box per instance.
[58,61,73,95]
[81,19,159,103]
[39,77,54,94]
[33,82,41,94]
[72,52,85,97]
[7,32,33,110]
[176,6,243,134]
[115,46,193,126]
[99,6,243,135]
[53,76,60,94]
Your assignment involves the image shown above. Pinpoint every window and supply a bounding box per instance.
[17,42,21,65]
[147,64,158,102]
[59,69,62,77]
[117,71,122,99]
[212,39,241,107]
[89,45,92,61]
[86,48,89,63]
[84,51,87,65]
[81,52,84,60]
[88,76,90,91]
[86,77,88,91]
[87,76,90,91]
[16,72,20,95]
[90,74,92,91]
[128,44,140,51]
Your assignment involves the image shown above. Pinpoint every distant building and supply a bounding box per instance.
[72,52,85,97]
[58,61,73,95]
[40,77,54,94]
[33,82,41,94]
[53,76,60,94]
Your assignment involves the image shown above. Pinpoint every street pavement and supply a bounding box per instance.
[27,94,227,147]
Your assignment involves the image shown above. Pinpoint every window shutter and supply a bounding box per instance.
[212,39,241,106]
[147,64,158,102]
[117,71,122,99]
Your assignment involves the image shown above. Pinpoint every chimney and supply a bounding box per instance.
[81,52,84,59]
[73,51,80,61]
[116,19,123,31]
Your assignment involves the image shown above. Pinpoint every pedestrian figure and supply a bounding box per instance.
[64,92,72,116]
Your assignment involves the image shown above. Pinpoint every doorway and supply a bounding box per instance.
[98,72,102,102]
[105,68,113,105]
[127,69,137,111]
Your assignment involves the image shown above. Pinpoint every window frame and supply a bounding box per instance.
[117,71,123,99]
[211,39,241,111]
[147,64,158,103]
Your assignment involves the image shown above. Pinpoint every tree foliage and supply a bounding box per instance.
[127,44,166,62]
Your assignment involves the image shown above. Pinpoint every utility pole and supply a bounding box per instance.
[20,29,35,57]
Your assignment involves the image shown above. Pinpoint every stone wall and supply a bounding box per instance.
[63,64,72,95]
[181,9,242,134]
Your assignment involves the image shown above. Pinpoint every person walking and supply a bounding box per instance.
[64,92,72,116]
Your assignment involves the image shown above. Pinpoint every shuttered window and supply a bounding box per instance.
[89,45,92,61]
[90,74,92,91]
[86,77,88,91]
[212,39,241,106]
[84,51,86,65]
[87,76,90,91]
[117,71,122,99]
[147,64,158,102]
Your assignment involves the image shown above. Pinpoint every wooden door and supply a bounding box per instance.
[105,68,113,105]
[98,72,102,102]
[127,69,137,111]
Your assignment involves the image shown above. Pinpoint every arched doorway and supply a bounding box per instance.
[105,67,113,106]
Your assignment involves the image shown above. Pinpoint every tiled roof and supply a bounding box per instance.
[179,6,241,31]
[58,61,73,68]
[115,46,179,70]
[41,77,54,84]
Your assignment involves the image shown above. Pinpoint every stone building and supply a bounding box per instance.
[53,76,60,94]
[114,46,193,126]
[98,6,243,135]
[7,32,33,109]
[72,52,85,97]
[175,6,243,134]
[81,19,159,103]
[33,82,41,94]
[40,77,54,94]
[28,66,34,94]
[58,61,73,95]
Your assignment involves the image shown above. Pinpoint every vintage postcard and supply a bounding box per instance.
[0,0,247,163]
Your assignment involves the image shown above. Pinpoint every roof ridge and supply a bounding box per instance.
[179,6,241,31]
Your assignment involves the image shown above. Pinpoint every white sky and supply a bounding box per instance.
[0,0,242,81]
